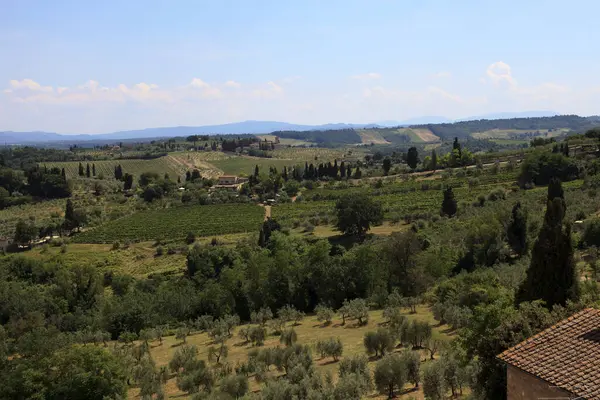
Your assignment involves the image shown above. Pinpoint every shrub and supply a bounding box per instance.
[112,241,120,250]
[249,326,266,346]
[155,246,164,256]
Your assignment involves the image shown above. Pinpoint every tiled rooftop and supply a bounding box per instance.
[498,308,600,399]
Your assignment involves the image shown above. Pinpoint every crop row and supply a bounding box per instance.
[72,204,264,243]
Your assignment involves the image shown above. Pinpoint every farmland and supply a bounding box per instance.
[72,203,264,243]
[43,156,189,180]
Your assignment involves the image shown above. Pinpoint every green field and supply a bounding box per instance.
[72,203,264,243]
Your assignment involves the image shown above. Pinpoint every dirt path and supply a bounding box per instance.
[263,205,271,221]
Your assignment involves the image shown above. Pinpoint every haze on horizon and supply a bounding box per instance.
[1,0,599,134]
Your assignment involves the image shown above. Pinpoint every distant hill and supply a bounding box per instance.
[1,114,598,145]
[455,111,560,122]
[0,121,380,145]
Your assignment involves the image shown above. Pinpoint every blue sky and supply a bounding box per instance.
[1,0,599,133]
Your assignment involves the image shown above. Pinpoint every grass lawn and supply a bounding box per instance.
[127,306,458,399]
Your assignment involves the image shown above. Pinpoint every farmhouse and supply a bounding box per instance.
[497,308,600,399]
[212,175,247,192]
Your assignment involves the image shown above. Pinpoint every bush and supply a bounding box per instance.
[583,219,600,247]
[112,241,120,250]
[186,231,196,245]
[155,246,164,256]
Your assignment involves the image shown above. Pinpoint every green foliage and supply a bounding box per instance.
[335,194,383,237]
[507,202,528,256]
[219,374,248,399]
[279,328,298,347]
[423,359,446,400]
[517,180,579,308]
[407,147,419,169]
[363,328,394,358]
[315,304,334,325]
[519,151,579,186]
[315,337,343,361]
[441,187,457,217]
[374,353,406,399]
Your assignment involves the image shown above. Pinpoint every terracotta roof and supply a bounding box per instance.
[498,308,600,399]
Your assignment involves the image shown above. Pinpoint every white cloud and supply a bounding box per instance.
[351,72,381,80]
[224,80,241,88]
[10,78,53,92]
[189,78,210,89]
[486,61,517,87]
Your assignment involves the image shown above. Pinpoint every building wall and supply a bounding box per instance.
[507,365,575,400]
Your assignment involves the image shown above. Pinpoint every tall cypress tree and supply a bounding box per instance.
[92,164,96,176]
[507,202,528,256]
[441,187,457,217]
[516,179,579,307]
[78,162,84,176]
[86,163,91,178]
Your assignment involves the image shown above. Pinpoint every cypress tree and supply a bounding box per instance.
[431,149,438,172]
[78,162,84,176]
[86,163,91,178]
[507,202,528,256]
[61,168,66,179]
[516,179,579,307]
[92,164,96,176]
[441,187,457,217]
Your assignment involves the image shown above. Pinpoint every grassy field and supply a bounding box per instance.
[72,204,264,243]
[128,306,456,399]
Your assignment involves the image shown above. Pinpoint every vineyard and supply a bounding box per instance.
[0,199,66,237]
[42,156,188,180]
[72,204,264,243]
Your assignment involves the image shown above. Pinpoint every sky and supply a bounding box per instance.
[1,0,600,134]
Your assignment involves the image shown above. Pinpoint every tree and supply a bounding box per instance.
[453,137,462,158]
[123,173,134,190]
[441,187,457,217]
[316,337,343,361]
[46,345,127,399]
[250,307,273,326]
[63,199,86,233]
[315,304,334,326]
[517,179,579,307]
[220,375,248,399]
[208,341,228,364]
[423,360,446,400]
[507,202,528,256]
[431,149,438,172]
[363,329,394,358]
[14,219,37,247]
[407,147,419,169]
[382,158,392,176]
[335,194,383,238]
[114,165,123,180]
[86,163,91,178]
[186,231,196,245]
[374,353,406,399]
[338,354,373,392]
[78,162,84,176]
[401,350,421,387]
[279,328,298,347]
[92,164,96,176]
